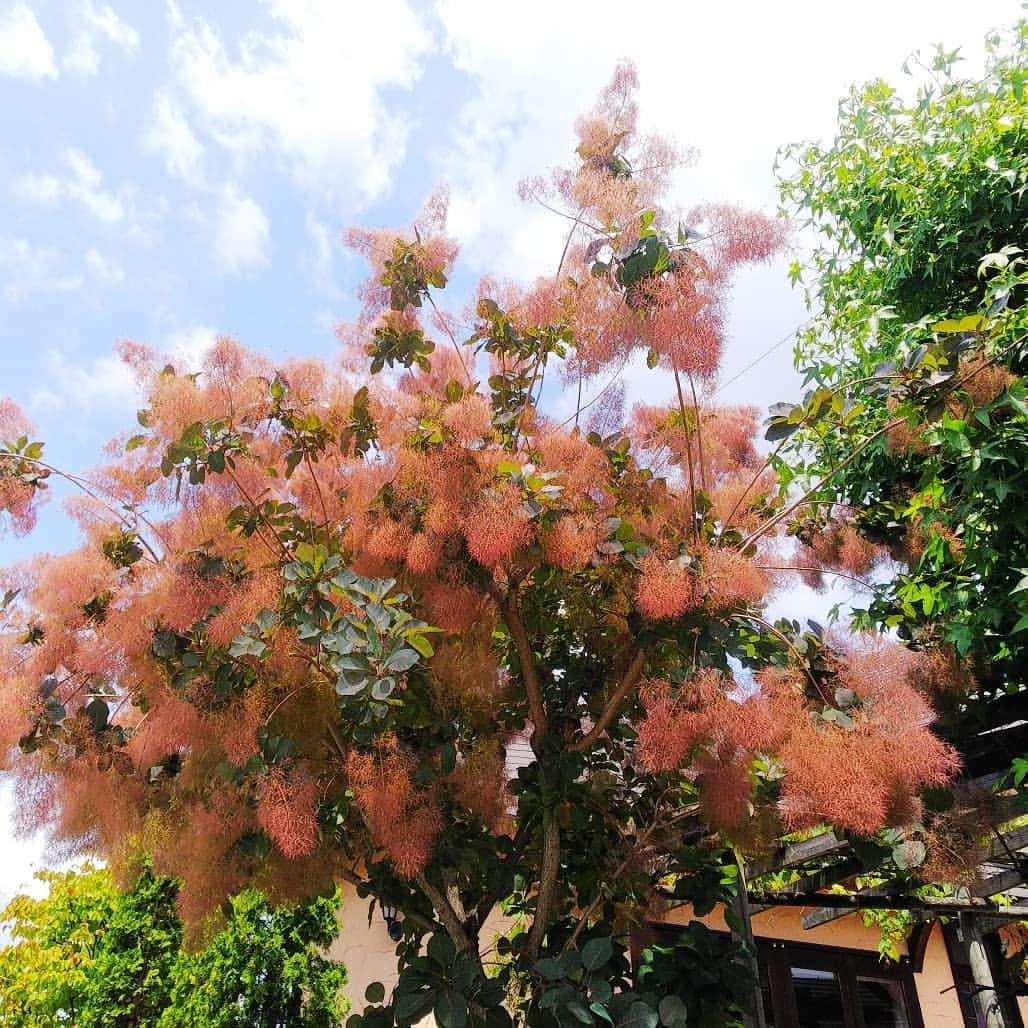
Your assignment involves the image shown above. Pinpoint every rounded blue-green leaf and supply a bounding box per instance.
[658,995,689,1028]
[581,936,614,971]
[434,989,468,1028]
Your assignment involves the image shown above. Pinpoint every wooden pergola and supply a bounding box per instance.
[649,702,1028,1028]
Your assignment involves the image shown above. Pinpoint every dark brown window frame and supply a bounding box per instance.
[757,935,925,1028]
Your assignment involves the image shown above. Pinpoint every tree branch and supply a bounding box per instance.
[562,791,674,953]
[673,366,699,542]
[754,564,876,590]
[736,416,906,550]
[572,649,647,752]
[6,455,168,561]
[334,865,441,935]
[731,612,829,705]
[416,874,474,953]
[488,582,548,750]
[526,815,561,964]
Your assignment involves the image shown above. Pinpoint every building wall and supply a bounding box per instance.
[328,882,513,1023]
[329,882,404,1017]
[330,885,971,1025]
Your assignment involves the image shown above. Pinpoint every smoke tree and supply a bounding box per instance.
[0,65,965,1025]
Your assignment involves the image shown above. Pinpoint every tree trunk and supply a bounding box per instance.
[732,850,767,1028]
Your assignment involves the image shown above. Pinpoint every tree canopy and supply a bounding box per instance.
[0,60,993,1027]
[776,20,1028,812]
[0,862,347,1026]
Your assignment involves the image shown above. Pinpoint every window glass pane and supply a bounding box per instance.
[791,966,846,1028]
[856,976,910,1028]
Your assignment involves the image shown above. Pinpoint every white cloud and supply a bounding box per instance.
[305,211,339,295]
[84,246,124,286]
[165,0,433,199]
[14,147,127,223]
[433,0,1021,284]
[64,0,139,76]
[30,348,138,416]
[63,148,124,221]
[0,2,57,80]
[164,323,218,370]
[0,786,50,903]
[13,170,62,203]
[0,236,82,303]
[213,186,270,276]
[0,238,127,305]
[145,92,204,183]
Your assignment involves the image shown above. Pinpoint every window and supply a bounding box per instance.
[640,924,926,1028]
[758,939,924,1028]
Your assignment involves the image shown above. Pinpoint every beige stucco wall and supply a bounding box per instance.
[328,882,513,1022]
[331,885,972,1025]
[328,882,406,1016]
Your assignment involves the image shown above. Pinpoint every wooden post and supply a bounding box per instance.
[732,849,767,1028]
[959,912,1007,1028]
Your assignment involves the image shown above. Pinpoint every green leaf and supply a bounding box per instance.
[152,630,179,659]
[822,707,855,729]
[618,1001,659,1028]
[427,932,456,968]
[295,541,317,566]
[229,635,267,659]
[581,936,614,971]
[366,603,390,631]
[931,315,987,334]
[567,1000,595,1024]
[370,677,396,701]
[393,989,433,1022]
[365,981,386,1004]
[434,989,468,1028]
[534,957,563,981]
[658,995,689,1028]
[834,687,857,708]
[764,417,799,442]
[406,633,435,658]
[892,840,927,870]
[384,648,419,673]
[336,673,368,697]
[85,698,109,733]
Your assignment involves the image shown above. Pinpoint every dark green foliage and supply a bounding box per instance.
[160,889,347,1028]
[776,20,1028,752]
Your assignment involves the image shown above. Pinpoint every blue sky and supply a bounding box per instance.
[0,0,1023,894]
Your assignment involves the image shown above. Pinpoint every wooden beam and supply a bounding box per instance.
[743,890,1028,921]
[984,825,1028,862]
[751,858,865,900]
[973,867,1028,898]
[800,884,896,930]
[744,831,844,879]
